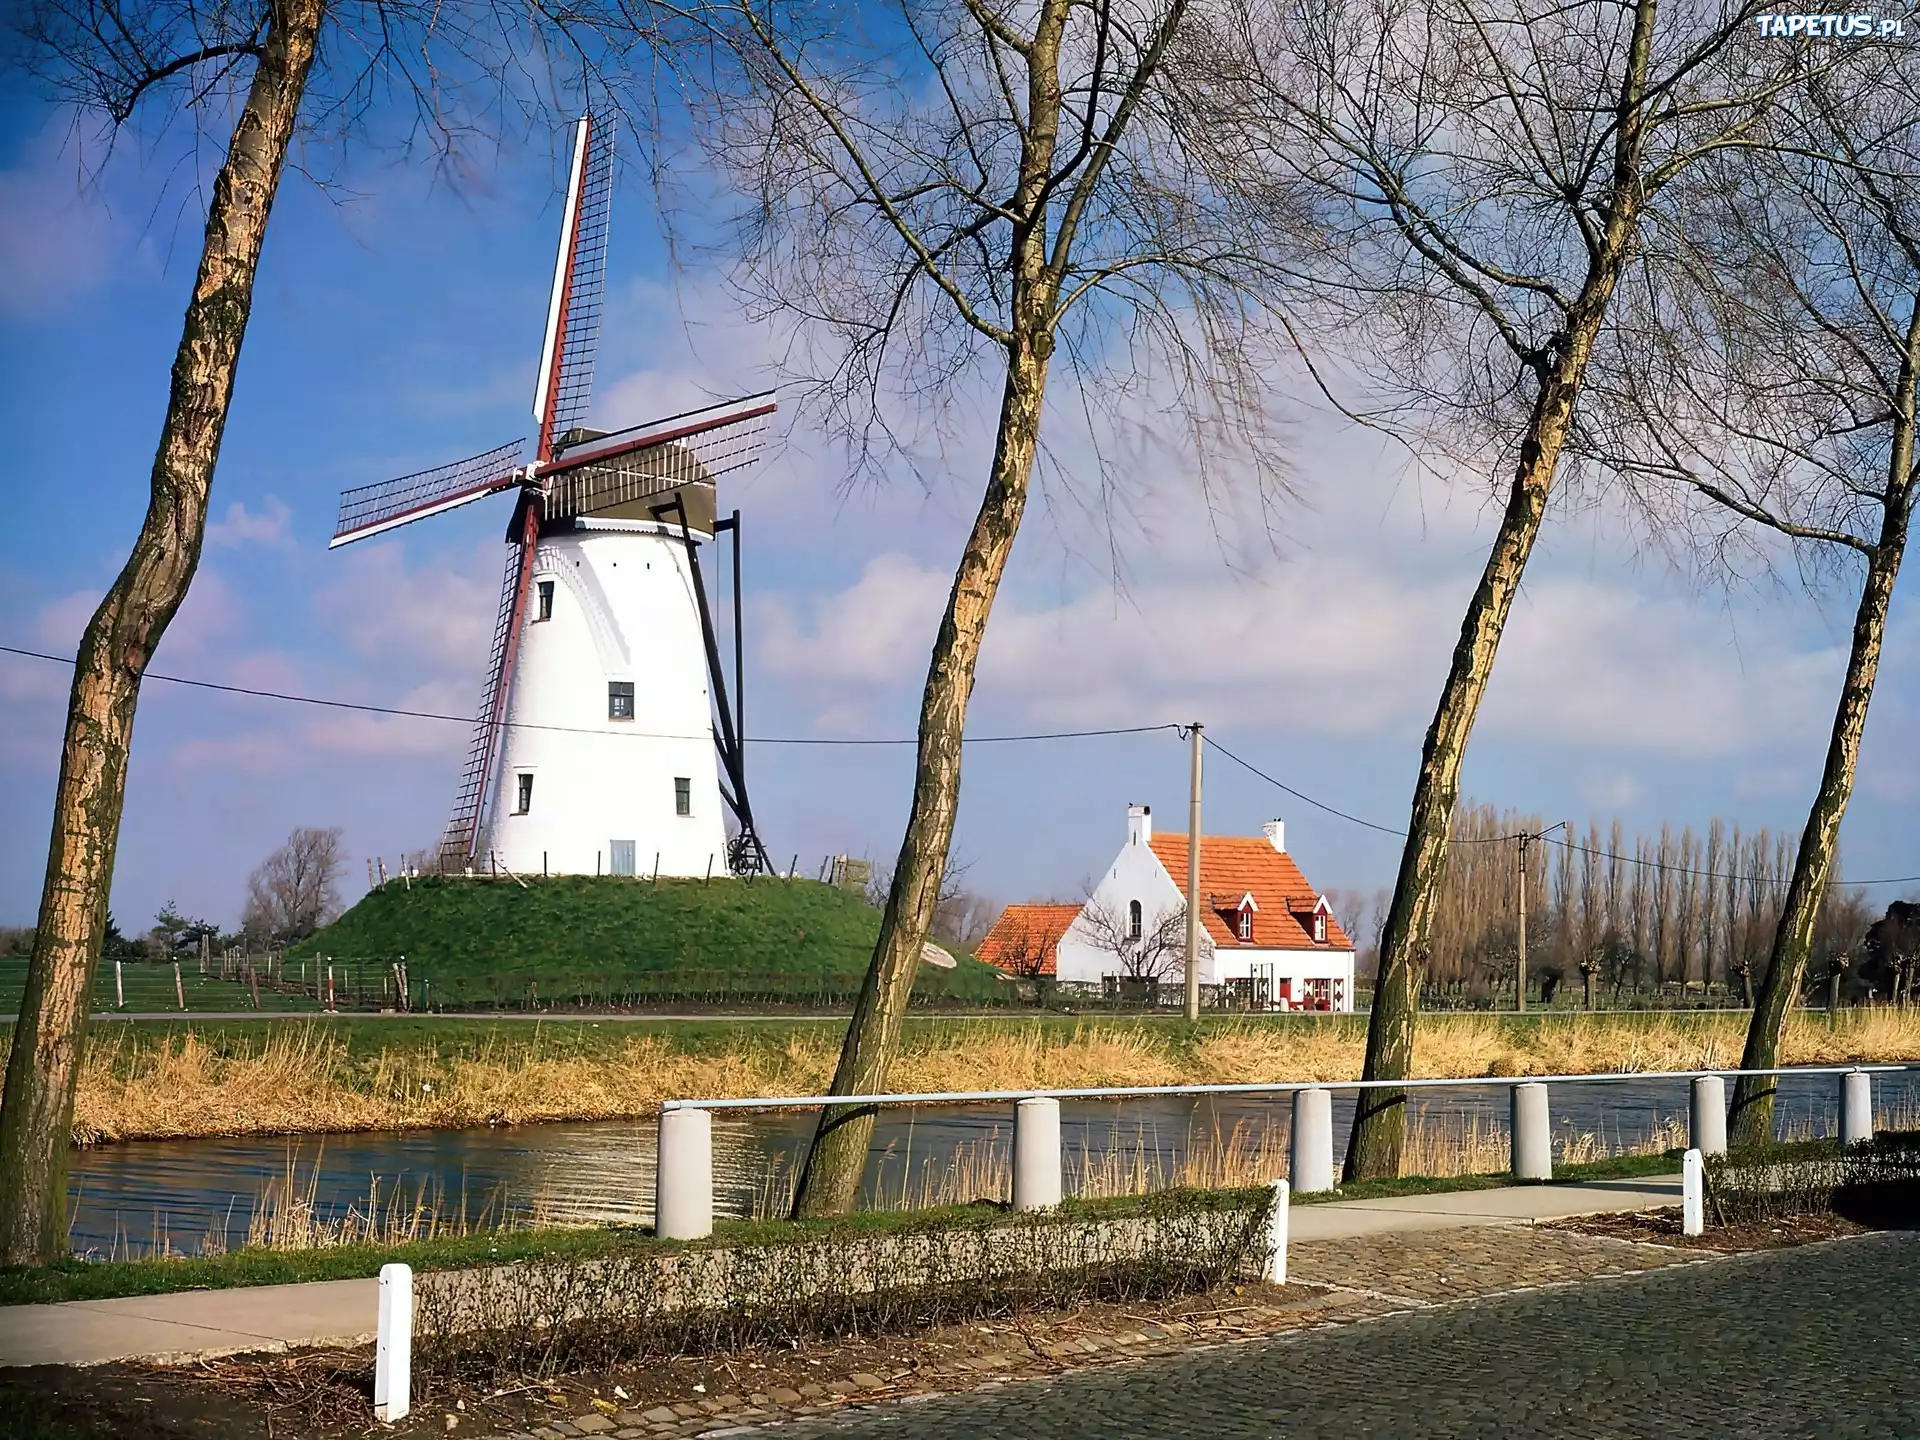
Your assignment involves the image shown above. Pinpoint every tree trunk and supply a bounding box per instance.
[1340,329,1595,1181]
[789,338,1052,1216]
[1341,0,1660,1182]
[0,0,323,1267]
[1730,336,1915,1146]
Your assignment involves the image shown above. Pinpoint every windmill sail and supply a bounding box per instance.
[330,440,524,548]
[439,509,541,870]
[543,392,776,520]
[533,114,615,461]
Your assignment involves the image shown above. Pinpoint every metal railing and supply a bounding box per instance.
[662,1062,1916,1113]
[649,1062,1916,1240]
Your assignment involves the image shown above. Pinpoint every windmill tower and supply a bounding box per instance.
[329,115,775,878]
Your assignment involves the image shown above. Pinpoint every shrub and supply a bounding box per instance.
[1705,1131,1920,1227]
[415,1188,1274,1384]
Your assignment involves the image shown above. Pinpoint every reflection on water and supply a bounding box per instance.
[65,1068,1917,1257]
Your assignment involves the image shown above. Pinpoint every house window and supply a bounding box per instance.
[608,681,635,720]
[1128,900,1142,940]
[1313,912,1328,944]
[1237,908,1253,941]
[536,580,555,622]
[674,777,691,816]
[514,773,534,815]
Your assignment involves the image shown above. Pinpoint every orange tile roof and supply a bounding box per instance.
[977,903,1082,977]
[1147,835,1353,951]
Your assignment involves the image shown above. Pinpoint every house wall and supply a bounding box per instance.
[1055,825,1200,985]
[1210,945,1358,1012]
[477,520,728,877]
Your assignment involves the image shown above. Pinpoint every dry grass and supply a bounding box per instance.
[55,1010,1920,1146]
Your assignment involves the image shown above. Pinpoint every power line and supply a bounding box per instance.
[1204,730,1920,890]
[0,643,1177,748]
[1539,829,1920,892]
[9,640,1914,890]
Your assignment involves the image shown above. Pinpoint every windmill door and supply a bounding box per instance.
[609,840,637,877]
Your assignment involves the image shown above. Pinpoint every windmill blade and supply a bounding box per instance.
[330,440,525,548]
[440,509,540,869]
[532,112,615,460]
[542,392,777,520]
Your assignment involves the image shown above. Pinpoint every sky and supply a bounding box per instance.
[1,77,1916,938]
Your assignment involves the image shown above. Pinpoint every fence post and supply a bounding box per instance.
[1511,1082,1552,1181]
[1264,1178,1290,1284]
[114,960,123,1009]
[173,961,185,1012]
[373,1262,412,1422]
[1690,1074,1727,1156]
[1682,1148,1705,1237]
[1014,1096,1063,1210]
[1288,1087,1335,1194]
[1841,1070,1873,1145]
[656,1104,714,1240]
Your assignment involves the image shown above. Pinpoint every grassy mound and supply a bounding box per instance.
[287,875,1005,1006]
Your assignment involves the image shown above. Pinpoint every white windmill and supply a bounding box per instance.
[329,115,776,879]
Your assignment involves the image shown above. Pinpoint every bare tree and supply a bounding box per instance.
[242,826,346,944]
[0,0,325,1269]
[666,0,1290,1215]
[0,0,643,1265]
[1175,0,1804,1178]
[1077,899,1191,987]
[1587,46,1920,1142]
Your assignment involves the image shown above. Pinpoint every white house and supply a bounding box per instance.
[1000,803,1356,1011]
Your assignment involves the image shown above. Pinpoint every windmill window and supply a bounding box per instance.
[674,777,692,816]
[1237,908,1254,941]
[1313,912,1328,944]
[1128,900,1143,940]
[608,681,635,720]
[514,773,534,815]
[536,580,555,622]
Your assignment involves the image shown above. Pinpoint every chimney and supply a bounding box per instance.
[1128,803,1152,846]
[1263,819,1285,853]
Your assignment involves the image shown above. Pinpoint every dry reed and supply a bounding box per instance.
[48,1010,1920,1146]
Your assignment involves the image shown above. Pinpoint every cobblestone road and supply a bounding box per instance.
[772,1231,1920,1439]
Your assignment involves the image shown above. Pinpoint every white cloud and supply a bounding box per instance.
[208,497,294,549]
[313,539,495,672]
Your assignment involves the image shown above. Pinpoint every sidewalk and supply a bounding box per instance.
[0,1174,1681,1369]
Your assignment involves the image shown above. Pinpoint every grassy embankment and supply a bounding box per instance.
[284,874,1007,1007]
[49,1007,1920,1145]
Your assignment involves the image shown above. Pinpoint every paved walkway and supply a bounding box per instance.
[0,1175,1679,1369]
[776,1231,1920,1438]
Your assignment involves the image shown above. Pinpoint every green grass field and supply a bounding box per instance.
[0,957,319,1015]
[287,874,1009,1007]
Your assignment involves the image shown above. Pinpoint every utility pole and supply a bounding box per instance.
[1185,722,1203,1023]
[1516,832,1530,1013]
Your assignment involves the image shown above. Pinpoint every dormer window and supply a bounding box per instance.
[1313,912,1328,944]
[1237,908,1253,941]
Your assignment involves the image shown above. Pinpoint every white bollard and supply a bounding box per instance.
[114,960,123,1009]
[655,1105,714,1239]
[1013,1096,1063,1210]
[1511,1082,1552,1181]
[1689,1074,1727,1157]
[1264,1178,1290,1285]
[1682,1148,1705,1237]
[1289,1087,1336,1194]
[1841,1070,1874,1145]
[373,1262,412,1423]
